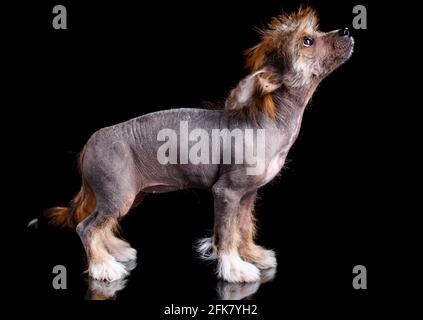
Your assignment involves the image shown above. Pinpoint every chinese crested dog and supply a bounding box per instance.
[39,7,353,283]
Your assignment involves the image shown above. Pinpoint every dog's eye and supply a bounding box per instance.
[303,36,314,47]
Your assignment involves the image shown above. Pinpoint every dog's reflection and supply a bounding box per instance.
[86,278,128,300]
[217,267,276,300]
[86,265,276,300]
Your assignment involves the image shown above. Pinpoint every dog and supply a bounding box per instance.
[38,7,354,283]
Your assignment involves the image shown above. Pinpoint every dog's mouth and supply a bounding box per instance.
[346,37,354,59]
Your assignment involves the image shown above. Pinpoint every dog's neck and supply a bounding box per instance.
[272,81,319,129]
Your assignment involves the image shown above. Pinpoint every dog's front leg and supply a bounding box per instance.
[237,191,277,270]
[212,186,260,283]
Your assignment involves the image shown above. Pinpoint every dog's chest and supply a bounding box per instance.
[259,115,303,185]
[260,153,286,185]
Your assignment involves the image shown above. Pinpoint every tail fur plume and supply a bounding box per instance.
[43,148,96,229]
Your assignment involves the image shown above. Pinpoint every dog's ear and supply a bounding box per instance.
[225,71,259,110]
[225,69,281,120]
[225,69,281,110]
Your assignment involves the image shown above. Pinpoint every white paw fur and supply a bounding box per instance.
[218,251,260,283]
[89,258,128,282]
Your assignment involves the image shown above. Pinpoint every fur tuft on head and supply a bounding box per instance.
[245,6,319,72]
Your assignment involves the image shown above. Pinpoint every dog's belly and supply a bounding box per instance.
[142,184,186,193]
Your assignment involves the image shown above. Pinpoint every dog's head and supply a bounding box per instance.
[245,7,354,87]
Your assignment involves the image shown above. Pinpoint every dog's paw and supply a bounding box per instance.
[89,259,128,282]
[254,249,277,270]
[113,247,137,263]
[218,252,261,283]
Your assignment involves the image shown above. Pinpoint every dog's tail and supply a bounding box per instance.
[41,148,96,230]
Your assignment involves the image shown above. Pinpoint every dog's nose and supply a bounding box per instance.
[338,27,350,37]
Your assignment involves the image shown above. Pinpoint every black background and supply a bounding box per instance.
[8,0,414,317]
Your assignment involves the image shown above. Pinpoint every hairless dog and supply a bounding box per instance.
[41,7,354,283]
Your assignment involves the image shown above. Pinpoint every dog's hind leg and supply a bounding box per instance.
[76,186,140,281]
[77,139,142,279]
[101,223,137,263]
[102,193,146,263]
[77,212,129,282]
[211,186,260,283]
[237,191,277,270]
[76,190,139,281]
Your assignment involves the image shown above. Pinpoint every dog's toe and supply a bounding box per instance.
[113,247,137,263]
[255,249,277,270]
